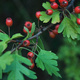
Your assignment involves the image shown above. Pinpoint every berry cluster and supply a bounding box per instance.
[49,24,59,38]
[27,52,35,69]
[23,21,34,35]
[74,6,80,25]
[35,0,69,39]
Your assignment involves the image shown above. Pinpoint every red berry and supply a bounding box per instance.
[23,29,34,36]
[23,40,30,47]
[74,6,80,14]
[24,21,32,30]
[55,24,60,30]
[19,42,24,47]
[29,63,35,69]
[23,29,27,33]
[52,29,58,35]
[6,17,13,27]
[58,0,65,3]
[46,9,53,15]
[50,0,55,2]
[36,11,41,19]
[28,58,34,63]
[51,2,58,9]
[49,31,56,38]
[77,18,80,25]
[60,0,68,7]
[27,52,34,58]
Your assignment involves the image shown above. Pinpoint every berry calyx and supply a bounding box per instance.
[46,9,53,15]
[51,2,58,9]
[52,29,58,35]
[60,0,68,7]
[27,52,34,58]
[23,40,30,47]
[29,63,35,69]
[74,6,80,14]
[36,11,41,19]
[77,18,80,25]
[49,31,56,38]
[55,24,60,30]
[6,17,13,27]
[24,21,32,30]
[50,0,55,2]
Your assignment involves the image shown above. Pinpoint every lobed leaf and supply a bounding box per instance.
[0,42,7,55]
[0,51,13,70]
[40,11,60,24]
[0,67,2,79]
[35,50,61,78]
[58,17,80,39]
[4,54,37,80]
[42,2,52,10]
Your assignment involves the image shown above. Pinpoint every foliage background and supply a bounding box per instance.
[0,0,80,80]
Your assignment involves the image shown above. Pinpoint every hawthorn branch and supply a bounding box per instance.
[11,24,54,53]
[67,0,75,9]
[11,0,75,53]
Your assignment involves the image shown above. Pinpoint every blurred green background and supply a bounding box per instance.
[0,0,80,80]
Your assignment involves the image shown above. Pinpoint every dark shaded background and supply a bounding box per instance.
[0,0,80,80]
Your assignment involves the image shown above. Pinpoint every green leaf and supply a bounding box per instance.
[24,27,29,39]
[11,33,23,40]
[4,54,37,80]
[40,11,60,24]
[0,51,13,70]
[71,14,77,23]
[51,11,60,24]
[35,50,61,77]
[0,67,2,79]
[29,22,36,36]
[58,17,80,39]
[0,33,10,42]
[42,2,52,10]
[0,42,7,55]
[40,11,52,23]
[38,37,45,50]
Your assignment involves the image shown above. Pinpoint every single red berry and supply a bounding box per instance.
[6,17,13,27]
[28,58,34,63]
[58,0,66,3]
[29,63,35,69]
[23,29,34,36]
[60,0,68,7]
[51,2,58,9]
[74,6,80,14]
[52,29,58,35]
[24,21,32,30]
[49,31,56,38]
[36,11,41,19]
[55,24,60,30]
[23,29,27,33]
[50,0,55,2]
[77,18,80,25]
[46,9,53,15]
[27,52,34,58]
[23,40,30,47]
